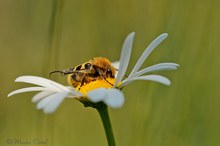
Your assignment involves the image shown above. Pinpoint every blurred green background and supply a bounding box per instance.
[1,0,220,146]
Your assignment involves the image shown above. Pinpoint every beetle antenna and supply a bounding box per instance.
[49,70,74,78]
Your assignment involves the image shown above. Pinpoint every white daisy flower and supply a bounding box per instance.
[7,32,179,114]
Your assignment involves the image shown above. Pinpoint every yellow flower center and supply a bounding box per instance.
[76,78,117,95]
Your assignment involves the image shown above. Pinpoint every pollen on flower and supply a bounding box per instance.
[76,78,117,95]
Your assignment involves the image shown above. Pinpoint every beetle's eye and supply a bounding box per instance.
[106,68,112,74]
[107,68,115,78]
[85,63,92,69]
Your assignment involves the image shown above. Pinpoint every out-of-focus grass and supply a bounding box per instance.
[1,0,220,146]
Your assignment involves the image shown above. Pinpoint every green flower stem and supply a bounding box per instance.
[96,103,116,146]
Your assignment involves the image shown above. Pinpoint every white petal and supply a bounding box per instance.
[87,88,107,103]
[112,61,120,70]
[7,87,46,97]
[112,61,120,78]
[114,32,135,87]
[36,94,56,110]
[32,91,53,103]
[32,89,79,104]
[104,89,124,108]
[133,63,179,77]
[36,92,69,110]
[15,76,69,91]
[129,33,168,77]
[43,92,68,114]
[65,86,83,98]
[121,75,171,87]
